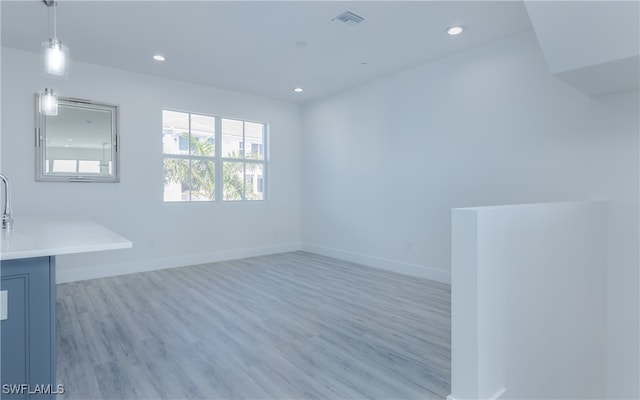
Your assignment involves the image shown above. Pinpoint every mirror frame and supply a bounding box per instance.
[35,94,120,182]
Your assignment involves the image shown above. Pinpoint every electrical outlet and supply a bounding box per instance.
[404,240,413,251]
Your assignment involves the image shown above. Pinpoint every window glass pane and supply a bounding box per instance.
[245,122,264,160]
[191,114,215,157]
[190,159,215,201]
[163,158,189,201]
[222,118,243,158]
[223,161,244,200]
[245,163,264,200]
[52,159,76,173]
[163,111,189,155]
[78,160,100,173]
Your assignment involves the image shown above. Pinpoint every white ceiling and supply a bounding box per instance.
[1,1,534,103]
[525,1,639,74]
[524,0,639,96]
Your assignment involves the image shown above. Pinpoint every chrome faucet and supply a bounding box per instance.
[0,174,13,230]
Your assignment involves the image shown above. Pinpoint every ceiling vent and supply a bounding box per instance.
[332,10,365,26]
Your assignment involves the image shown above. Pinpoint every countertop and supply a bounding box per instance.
[1,216,132,260]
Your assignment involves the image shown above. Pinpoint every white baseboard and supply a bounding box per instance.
[447,387,506,400]
[56,243,302,283]
[301,243,451,284]
[57,242,451,284]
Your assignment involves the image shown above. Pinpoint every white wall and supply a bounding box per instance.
[301,30,635,280]
[451,201,607,400]
[301,30,638,397]
[0,5,2,178]
[596,89,640,398]
[0,47,302,282]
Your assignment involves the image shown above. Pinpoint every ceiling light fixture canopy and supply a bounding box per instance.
[293,87,304,93]
[42,0,68,77]
[153,54,166,62]
[40,88,59,116]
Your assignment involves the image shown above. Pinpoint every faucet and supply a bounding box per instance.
[0,174,13,230]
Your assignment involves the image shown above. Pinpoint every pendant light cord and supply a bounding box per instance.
[53,1,57,40]
[44,0,57,40]
[47,3,51,40]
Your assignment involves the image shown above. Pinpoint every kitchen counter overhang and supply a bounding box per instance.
[1,216,132,260]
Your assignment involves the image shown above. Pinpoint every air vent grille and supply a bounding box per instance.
[332,10,365,26]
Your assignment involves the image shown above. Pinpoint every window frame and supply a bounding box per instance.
[162,109,268,203]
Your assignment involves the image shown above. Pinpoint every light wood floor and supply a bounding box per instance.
[56,251,451,399]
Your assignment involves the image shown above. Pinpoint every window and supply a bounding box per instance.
[221,118,266,201]
[46,159,112,174]
[162,110,267,202]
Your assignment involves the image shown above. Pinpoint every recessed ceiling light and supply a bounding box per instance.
[153,54,166,61]
[293,87,304,93]
[446,25,464,36]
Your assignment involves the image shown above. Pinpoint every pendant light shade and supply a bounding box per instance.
[42,0,68,78]
[40,88,59,116]
[42,38,68,77]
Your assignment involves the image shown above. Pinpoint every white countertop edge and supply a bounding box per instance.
[1,241,133,261]
[0,216,133,261]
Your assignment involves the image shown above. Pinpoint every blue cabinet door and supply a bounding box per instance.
[1,257,56,399]
[1,274,28,399]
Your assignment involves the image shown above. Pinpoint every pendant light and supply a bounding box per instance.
[42,0,68,77]
[40,88,59,116]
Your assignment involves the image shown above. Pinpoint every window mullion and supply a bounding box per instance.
[242,121,246,200]
[188,113,192,202]
[242,162,247,200]
[215,116,222,203]
[263,124,268,200]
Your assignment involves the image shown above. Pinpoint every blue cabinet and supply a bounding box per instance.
[1,257,56,399]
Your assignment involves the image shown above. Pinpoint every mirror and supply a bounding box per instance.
[35,95,119,182]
